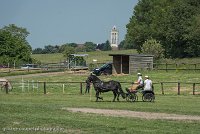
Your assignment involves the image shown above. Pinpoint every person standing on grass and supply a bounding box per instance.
[85,79,90,94]
[144,75,153,91]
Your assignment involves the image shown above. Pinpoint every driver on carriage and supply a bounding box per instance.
[127,73,144,92]
[143,75,153,91]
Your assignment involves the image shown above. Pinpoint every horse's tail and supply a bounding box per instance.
[117,82,126,99]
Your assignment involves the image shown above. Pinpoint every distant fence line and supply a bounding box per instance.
[153,63,200,71]
[1,62,200,74]
[1,81,200,95]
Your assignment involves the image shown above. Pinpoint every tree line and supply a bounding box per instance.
[1,0,199,67]
[0,24,112,66]
[32,40,112,54]
[123,0,200,58]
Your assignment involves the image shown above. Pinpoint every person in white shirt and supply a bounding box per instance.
[144,76,152,91]
[136,73,143,90]
[127,73,143,92]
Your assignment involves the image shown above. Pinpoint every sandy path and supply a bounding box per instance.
[64,108,200,121]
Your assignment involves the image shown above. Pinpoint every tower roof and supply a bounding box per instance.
[112,25,118,31]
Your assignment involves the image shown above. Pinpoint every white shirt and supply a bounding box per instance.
[144,79,152,91]
[137,76,143,85]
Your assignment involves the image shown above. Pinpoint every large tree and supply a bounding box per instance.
[125,0,200,58]
[97,40,112,51]
[102,40,112,51]
[84,42,96,52]
[0,24,32,65]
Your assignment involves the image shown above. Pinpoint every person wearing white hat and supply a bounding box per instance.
[136,73,144,89]
[144,75,152,91]
[128,73,144,92]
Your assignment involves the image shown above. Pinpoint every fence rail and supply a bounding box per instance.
[1,81,200,95]
[153,63,200,71]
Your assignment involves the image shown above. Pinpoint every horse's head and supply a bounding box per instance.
[86,74,100,83]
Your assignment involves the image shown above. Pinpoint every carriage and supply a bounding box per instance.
[125,87,155,102]
[86,74,155,102]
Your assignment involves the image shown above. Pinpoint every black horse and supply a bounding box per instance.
[86,74,125,102]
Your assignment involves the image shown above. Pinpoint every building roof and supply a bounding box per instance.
[70,54,88,57]
[109,54,154,57]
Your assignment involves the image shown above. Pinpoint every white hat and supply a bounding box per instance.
[145,75,149,78]
[137,73,142,76]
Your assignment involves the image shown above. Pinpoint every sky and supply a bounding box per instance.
[0,0,138,49]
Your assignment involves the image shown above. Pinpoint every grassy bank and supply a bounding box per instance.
[31,49,138,64]
[32,49,200,65]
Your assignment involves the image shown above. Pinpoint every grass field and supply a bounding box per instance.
[1,71,200,134]
[0,94,200,134]
[31,49,138,64]
[1,50,200,133]
[31,49,200,65]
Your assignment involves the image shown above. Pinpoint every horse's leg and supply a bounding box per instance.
[99,96,103,100]
[117,91,120,101]
[95,91,99,102]
[97,91,103,100]
[112,91,117,102]
[1,84,4,91]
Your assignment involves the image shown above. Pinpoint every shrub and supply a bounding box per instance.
[141,38,164,61]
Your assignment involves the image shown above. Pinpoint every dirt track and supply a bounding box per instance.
[64,108,200,121]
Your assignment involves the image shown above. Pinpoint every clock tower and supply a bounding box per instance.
[110,26,119,48]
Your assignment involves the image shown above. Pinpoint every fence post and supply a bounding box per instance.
[5,81,9,94]
[193,83,195,95]
[44,82,46,94]
[80,82,83,94]
[161,82,164,95]
[62,84,65,94]
[165,63,168,72]
[178,82,180,95]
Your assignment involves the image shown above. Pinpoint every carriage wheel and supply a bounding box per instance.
[142,93,155,102]
[126,93,137,102]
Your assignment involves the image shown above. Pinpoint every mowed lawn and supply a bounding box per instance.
[1,71,200,134]
[0,94,200,134]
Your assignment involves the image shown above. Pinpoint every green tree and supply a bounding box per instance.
[118,40,125,50]
[125,0,200,58]
[163,0,199,58]
[84,42,96,52]
[0,24,32,66]
[2,24,30,40]
[185,14,200,56]
[68,43,78,48]
[102,40,111,51]
[141,38,164,61]
[32,48,43,54]
[62,46,75,58]
[42,45,60,54]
